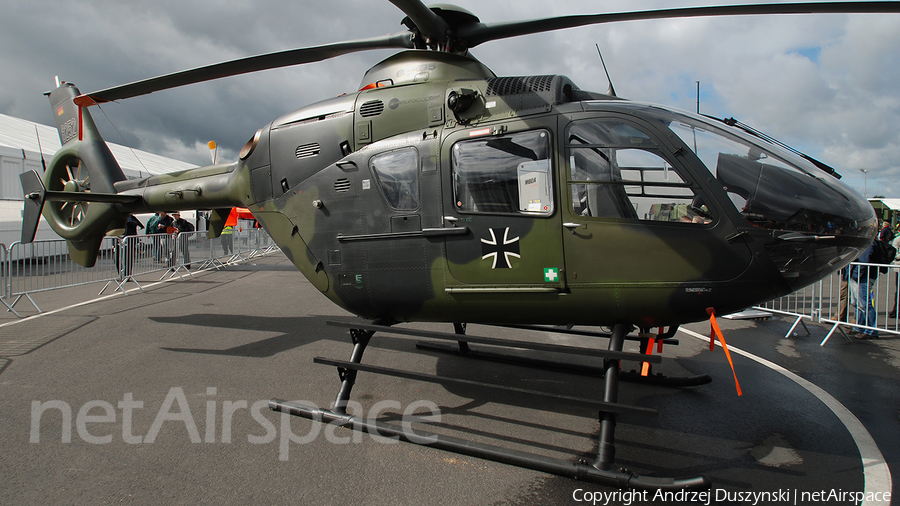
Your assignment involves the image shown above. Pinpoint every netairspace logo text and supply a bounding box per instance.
[29,387,441,461]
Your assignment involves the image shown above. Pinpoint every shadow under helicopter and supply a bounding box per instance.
[153,313,862,499]
[404,327,860,496]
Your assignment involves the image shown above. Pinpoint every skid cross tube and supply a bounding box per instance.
[415,323,711,387]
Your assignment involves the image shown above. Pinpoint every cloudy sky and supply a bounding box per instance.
[1,0,898,196]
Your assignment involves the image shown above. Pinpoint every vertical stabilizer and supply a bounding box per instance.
[47,83,126,193]
[36,83,130,266]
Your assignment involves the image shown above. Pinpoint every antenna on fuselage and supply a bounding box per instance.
[595,44,617,98]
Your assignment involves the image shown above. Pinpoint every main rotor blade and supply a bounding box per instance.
[387,0,450,43]
[74,32,415,106]
[458,2,900,48]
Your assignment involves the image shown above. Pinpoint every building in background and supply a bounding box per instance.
[0,112,198,246]
[868,198,900,228]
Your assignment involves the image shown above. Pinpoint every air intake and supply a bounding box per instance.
[334,178,351,192]
[486,76,556,96]
[295,143,320,159]
[359,100,384,118]
[483,75,579,109]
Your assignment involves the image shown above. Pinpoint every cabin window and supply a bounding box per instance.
[452,129,553,215]
[567,120,709,224]
[370,147,419,210]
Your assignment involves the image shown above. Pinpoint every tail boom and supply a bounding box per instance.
[24,82,251,266]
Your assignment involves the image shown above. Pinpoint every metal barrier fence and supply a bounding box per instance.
[0,228,279,317]
[5,237,121,313]
[756,262,900,345]
[0,243,14,317]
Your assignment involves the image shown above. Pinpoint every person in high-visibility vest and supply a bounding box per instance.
[221,225,234,255]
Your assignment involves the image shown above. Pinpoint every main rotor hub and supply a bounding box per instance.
[401,4,480,52]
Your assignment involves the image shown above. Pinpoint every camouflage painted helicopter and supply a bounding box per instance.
[20,0,895,491]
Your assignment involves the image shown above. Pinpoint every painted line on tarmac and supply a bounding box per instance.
[679,327,892,506]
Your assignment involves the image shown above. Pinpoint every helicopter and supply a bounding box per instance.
[19,0,897,491]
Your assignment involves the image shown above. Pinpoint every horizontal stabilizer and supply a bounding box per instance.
[42,190,142,205]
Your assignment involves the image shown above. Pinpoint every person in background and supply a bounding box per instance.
[878,220,895,243]
[146,212,161,261]
[156,211,174,233]
[125,215,145,237]
[171,212,195,269]
[889,231,900,318]
[849,239,879,339]
[157,212,174,264]
[837,266,850,323]
[146,213,160,235]
[221,225,234,256]
[118,215,144,277]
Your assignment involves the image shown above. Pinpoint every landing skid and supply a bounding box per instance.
[269,320,711,491]
[416,323,711,387]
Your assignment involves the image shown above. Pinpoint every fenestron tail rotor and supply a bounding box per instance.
[55,160,91,228]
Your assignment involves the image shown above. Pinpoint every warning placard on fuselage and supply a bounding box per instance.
[517,159,552,214]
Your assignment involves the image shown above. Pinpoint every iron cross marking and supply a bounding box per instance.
[481,227,520,269]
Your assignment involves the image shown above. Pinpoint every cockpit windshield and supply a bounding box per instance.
[648,109,874,238]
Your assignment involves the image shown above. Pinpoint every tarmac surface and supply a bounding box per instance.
[0,253,897,505]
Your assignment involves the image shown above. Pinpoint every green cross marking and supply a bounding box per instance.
[544,268,559,282]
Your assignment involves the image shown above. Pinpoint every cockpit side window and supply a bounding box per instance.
[567,120,710,224]
[452,130,553,215]
[370,147,419,210]
[668,121,866,231]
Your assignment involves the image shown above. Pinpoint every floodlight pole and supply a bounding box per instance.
[696,81,700,114]
[859,169,869,198]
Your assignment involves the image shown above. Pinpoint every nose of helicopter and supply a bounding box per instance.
[649,107,878,296]
[721,154,878,293]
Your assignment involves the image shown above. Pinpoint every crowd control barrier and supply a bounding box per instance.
[5,237,121,313]
[755,262,900,345]
[1,228,279,317]
[0,243,15,317]
[753,281,817,339]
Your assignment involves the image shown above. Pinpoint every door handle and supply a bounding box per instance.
[563,222,582,234]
